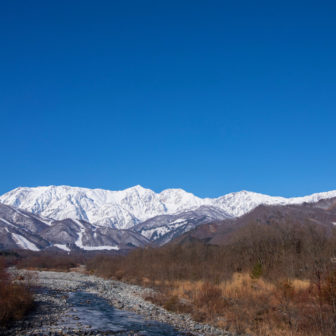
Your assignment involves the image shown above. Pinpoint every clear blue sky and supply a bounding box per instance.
[1,1,335,197]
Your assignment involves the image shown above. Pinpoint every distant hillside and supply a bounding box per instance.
[175,197,336,246]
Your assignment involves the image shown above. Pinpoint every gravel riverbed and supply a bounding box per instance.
[2,270,234,336]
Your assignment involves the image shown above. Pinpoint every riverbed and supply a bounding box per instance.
[2,270,232,336]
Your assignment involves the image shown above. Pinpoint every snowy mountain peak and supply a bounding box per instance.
[1,185,336,230]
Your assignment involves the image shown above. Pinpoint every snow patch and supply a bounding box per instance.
[80,245,119,251]
[73,219,85,248]
[140,220,188,240]
[54,244,70,252]
[11,233,40,251]
[73,219,119,250]
[0,218,16,227]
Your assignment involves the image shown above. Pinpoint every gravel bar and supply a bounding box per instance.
[2,269,235,336]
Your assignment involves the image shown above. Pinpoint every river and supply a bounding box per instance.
[2,269,228,336]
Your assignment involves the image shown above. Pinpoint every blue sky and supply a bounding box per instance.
[1,1,335,197]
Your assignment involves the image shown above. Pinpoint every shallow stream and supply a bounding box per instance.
[59,291,189,335]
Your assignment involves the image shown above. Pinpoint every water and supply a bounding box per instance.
[62,291,189,335]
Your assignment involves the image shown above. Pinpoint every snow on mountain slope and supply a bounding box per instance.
[11,233,40,251]
[0,185,203,229]
[211,191,288,217]
[0,203,50,251]
[1,185,336,231]
[158,188,205,213]
[134,205,232,244]
[212,190,336,217]
[0,203,149,252]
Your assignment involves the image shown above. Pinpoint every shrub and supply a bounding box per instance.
[16,253,82,271]
[250,262,263,279]
[0,258,33,326]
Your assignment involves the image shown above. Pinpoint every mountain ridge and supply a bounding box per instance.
[0,203,149,252]
[1,185,336,230]
[174,197,336,246]
[1,185,336,251]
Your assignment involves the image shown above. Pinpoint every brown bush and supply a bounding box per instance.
[193,282,225,319]
[16,253,83,272]
[145,292,193,314]
[321,271,336,308]
[0,258,33,326]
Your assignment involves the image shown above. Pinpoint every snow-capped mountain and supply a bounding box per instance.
[133,205,232,245]
[0,203,50,251]
[1,185,336,250]
[0,203,148,252]
[211,190,336,217]
[0,185,204,229]
[1,185,336,230]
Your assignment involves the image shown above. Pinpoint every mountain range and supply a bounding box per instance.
[0,185,336,252]
[175,197,336,246]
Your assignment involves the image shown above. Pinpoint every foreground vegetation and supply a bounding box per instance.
[0,257,33,326]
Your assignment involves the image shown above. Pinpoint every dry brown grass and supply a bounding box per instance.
[143,274,336,336]
[166,273,309,302]
[290,278,310,291]
[0,258,33,326]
